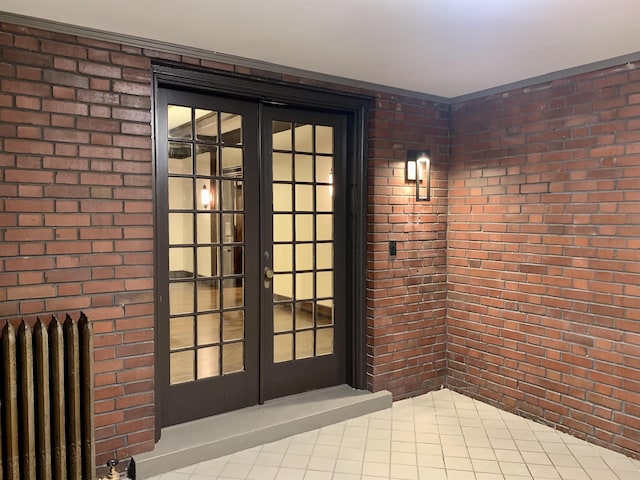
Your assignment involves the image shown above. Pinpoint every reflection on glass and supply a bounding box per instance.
[273,184,292,212]
[169,177,193,210]
[273,152,292,181]
[223,278,244,308]
[222,342,244,374]
[316,186,332,212]
[197,213,218,244]
[274,334,293,363]
[316,126,333,154]
[273,244,292,272]
[223,310,244,341]
[168,105,192,139]
[316,243,333,270]
[222,214,243,242]
[221,147,243,177]
[273,215,292,242]
[197,346,220,379]
[195,109,217,141]
[273,121,292,150]
[317,271,333,299]
[295,155,313,182]
[221,180,243,211]
[170,350,193,384]
[317,301,334,326]
[196,246,218,277]
[296,244,313,271]
[170,316,194,349]
[169,282,194,315]
[296,331,314,359]
[196,180,217,211]
[316,215,332,241]
[168,142,193,175]
[294,124,313,152]
[221,112,242,145]
[273,273,292,297]
[197,279,219,311]
[295,185,314,211]
[296,272,314,300]
[316,328,333,356]
[197,313,220,345]
[316,156,333,183]
[169,213,194,245]
[274,304,293,332]
[169,247,194,278]
[295,302,314,330]
[195,145,218,176]
[295,214,314,242]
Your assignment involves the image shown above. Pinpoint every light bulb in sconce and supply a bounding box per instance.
[201,184,212,208]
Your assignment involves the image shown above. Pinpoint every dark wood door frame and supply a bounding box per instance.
[152,63,369,440]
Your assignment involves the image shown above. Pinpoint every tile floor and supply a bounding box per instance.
[146,389,640,480]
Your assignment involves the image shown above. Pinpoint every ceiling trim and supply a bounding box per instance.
[2,11,639,105]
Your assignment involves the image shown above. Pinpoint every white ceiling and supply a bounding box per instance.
[2,0,640,99]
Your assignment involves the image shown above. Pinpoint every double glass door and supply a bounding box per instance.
[156,89,346,426]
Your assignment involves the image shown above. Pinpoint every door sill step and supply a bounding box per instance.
[136,385,392,478]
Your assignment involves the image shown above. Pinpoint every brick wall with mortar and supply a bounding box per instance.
[448,64,640,458]
[0,20,449,461]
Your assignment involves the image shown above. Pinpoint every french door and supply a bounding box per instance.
[156,88,347,426]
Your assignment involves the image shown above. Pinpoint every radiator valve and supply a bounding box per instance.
[98,459,120,480]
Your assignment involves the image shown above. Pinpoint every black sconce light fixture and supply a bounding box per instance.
[406,149,431,201]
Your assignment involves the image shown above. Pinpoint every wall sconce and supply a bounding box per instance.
[201,184,212,208]
[406,150,431,201]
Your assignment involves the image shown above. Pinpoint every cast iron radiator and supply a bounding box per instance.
[0,313,95,480]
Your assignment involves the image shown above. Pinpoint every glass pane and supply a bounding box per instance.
[170,316,194,349]
[169,177,193,210]
[197,346,220,379]
[273,244,292,272]
[316,243,333,270]
[196,180,217,211]
[221,112,242,146]
[273,214,292,242]
[295,154,313,182]
[294,123,313,152]
[222,342,244,374]
[316,126,333,154]
[316,186,332,212]
[317,301,334,326]
[296,272,314,300]
[273,273,292,301]
[295,214,314,242]
[197,279,219,311]
[168,142,192,175]
[221,147,243,177]
[223,310,244,341]
[316,328,333,356]
[195,145,218,176]
[168,105,192,139]
[223,278,243,308]
[295,302,314,330]
[296,331,314,359]
[274,334,293,363]
[316,156,333,183]
[197,313,220,345]
[170,350,193,384]
[222,214,243,242]
[317,271,333,299]
[316,215,332,241]
[195,109,217,141]
[223,246,243,275]
[169,247,193,279]
[273,121,292,150]
[196,246,218,277]
[169,213,194,245]
[295,185,313,211]
[198,347,220,379]
[273,184,292,212]
[221,180,243,211]
[273,152,292,181]
[197,213,219,244]
[296,244,313,271]
[274,303,293,332]
[169,282,194,315]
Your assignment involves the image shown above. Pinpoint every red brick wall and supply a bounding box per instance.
[0,20,449,461]
[366,97,449,397]
[448,65,640,457]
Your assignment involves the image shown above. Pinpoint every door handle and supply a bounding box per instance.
[264,267,274,288]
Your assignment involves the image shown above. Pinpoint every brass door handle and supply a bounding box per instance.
[264,268,274,279]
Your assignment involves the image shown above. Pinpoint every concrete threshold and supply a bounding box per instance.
[136,385,392,478]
